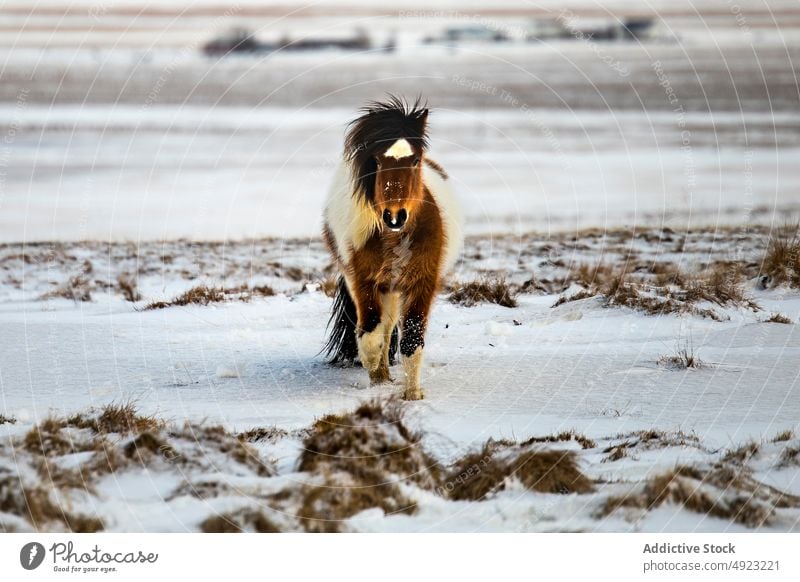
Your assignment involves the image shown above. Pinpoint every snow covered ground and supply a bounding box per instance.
[1,228,799,532]
[1,0,798,534]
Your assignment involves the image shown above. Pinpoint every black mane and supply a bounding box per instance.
[344,95,429,201]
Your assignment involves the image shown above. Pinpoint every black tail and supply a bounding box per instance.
[323,277,359,365]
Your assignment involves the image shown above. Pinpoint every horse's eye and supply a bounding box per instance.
[412,158,420,167]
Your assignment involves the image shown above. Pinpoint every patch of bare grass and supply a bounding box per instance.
[145,285,225,309]
[765,313,793,324]
[772,430,794,443]
[145,283,275,309]
[0,474,103,532]
[170,424,274,477]
[237,427,289,443]
[723,441,761,465]
[444,440,594,501]
[761,222,800,288]
[602,429,702,462]
[553,262,758,320]
[23,418,97,457]
[67,402,163,435]
[778,445,800,468]
[520,430,597,450]
[658,339,703,369]
[292,472,417,533]
[448,276,517,308]
[40,275,94,302]
[598,463,800,528]
[299,399,441,490]
[117,274,141,302]
[201,508,280,533]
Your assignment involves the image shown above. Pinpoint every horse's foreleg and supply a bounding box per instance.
[380,292,401,378]
[354,281,391,384]
[399,285,435,400]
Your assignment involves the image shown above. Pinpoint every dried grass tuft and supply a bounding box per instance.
[201,508,280,533]
[448,276,518,308]
[0,474,103,532]
[761,222,800,288]
[765,313,793,324]
[293,472,417,533]
[598,463,800,528]
[299,399,441,490]
[444,440,594,501]
[771,430,794,443]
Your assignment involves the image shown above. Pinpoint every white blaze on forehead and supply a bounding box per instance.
[383,138,413,159]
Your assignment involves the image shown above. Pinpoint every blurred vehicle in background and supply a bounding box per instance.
[525,19,571,41]
[203,28,265,56]
[203,28,372,57]
[423,25,509,46]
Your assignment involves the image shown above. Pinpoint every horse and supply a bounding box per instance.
[322,96,462,400]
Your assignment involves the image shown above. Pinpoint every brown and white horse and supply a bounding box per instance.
[322,96,462,400]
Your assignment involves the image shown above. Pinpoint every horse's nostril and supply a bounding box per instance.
[382,208,408,230]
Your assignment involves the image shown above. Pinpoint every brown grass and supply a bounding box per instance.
[553,262,758,320]
[40,275,93,302]
[658,339,703,369]
[761,222,800,288]
[765,313,793,324]
[145,285,225,309]
[551,289,595,307]
[123,432,176,464]
[171,424,274,477]
[520,430,597,450]
[237,427,289,443]
[23,418,97,457]
[448,276,518,308]
[117,274,141,302]
[444,440,594,501]
[145,283,275,309]
[68,402,163,435]
[299,399,441,490]
[293,473,417,533]
[0,474,103,532]
[598,464,800,528]
[771,429,794,443]
[723,441,760,464]
[201,509,280,533]
[779,446,799,467]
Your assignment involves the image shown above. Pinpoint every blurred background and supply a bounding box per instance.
[1,0,798,242]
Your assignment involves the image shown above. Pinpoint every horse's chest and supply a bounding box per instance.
[353,233,436,289]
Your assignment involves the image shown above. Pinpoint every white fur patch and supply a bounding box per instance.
[423,161,464,274]
[324,161,380,261]
[384,138,413,159]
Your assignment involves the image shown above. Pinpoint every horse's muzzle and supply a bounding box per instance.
[383,208,408,231]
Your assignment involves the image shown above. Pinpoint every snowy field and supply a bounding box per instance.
[1,226,799,532]
[1,0,800,533]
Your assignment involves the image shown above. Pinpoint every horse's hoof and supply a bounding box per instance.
[402,388,424,401]
[369,368,393,385]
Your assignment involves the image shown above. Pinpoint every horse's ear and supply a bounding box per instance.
[417,108,429,122]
